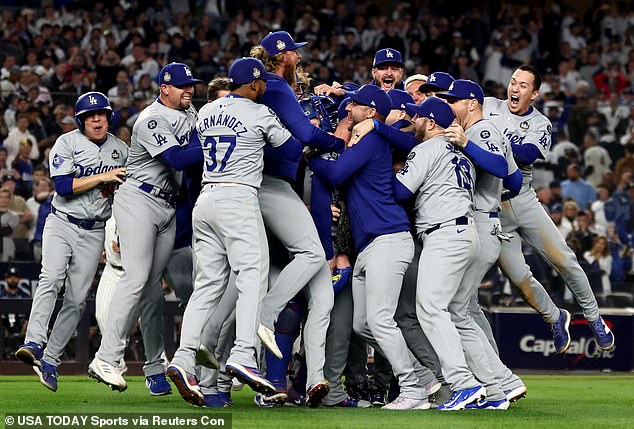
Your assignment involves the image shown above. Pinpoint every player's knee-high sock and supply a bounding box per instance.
[266,301,305,391]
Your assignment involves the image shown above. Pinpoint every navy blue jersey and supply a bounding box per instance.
[309,131,410,252]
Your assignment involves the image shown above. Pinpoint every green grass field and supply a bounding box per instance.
[1,374,633,429]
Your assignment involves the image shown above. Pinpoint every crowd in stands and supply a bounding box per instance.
[1,0,634,315]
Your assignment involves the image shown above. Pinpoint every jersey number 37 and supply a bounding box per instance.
[203,136,236,172]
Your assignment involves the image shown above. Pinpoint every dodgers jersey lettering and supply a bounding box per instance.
[49,129,128,219]
[397,135,475,234]
[127,99,197,193]
[197,95,291,188]
[466,119,519,213]
[483,97,552,187]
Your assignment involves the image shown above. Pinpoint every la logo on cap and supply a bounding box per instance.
[253,67,261,78]
[386,50,394,58]
[184,66,192,77]
[449,82,454,90]
[429,75,436,82]
[89,95,98,105]
[276,40,286,51]
[163,72,171,82]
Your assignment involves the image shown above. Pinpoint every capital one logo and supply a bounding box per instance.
[519,319,616,362]
[89,95,98,105]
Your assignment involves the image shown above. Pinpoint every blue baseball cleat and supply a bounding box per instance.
[146,373,172,396]
[34,360,58,392]
[204,391,232,407]
[225,362,276,395]
[589,316,615,350]
[15,342,43,367]
[437,386,485,411]
[465,398,510,410]
[551,309,571,354]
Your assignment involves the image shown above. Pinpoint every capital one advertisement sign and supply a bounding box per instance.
[493,309,633,371]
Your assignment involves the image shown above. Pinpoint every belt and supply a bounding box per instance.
[51,206,106,230]
[489,212,498,218]
[424,216,469,235]
[138,182,178,206]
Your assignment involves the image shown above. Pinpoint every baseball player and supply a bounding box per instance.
[483,65,614,353]
[89,63,203,392]
[404,74,428,104]
[394,97,485,411]
[309,84,427,411]
[439,79,523,409]
[15,92,127,392]
[251,30,345,407]
[167,57,299,406]
[314,48,405,98]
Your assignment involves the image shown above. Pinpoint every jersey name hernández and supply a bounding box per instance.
[197,95,290,189]
[483,97,552,188]
[49,129,128,220]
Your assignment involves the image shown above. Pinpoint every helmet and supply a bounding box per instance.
[74,91,113,131]
[299,95,338,133]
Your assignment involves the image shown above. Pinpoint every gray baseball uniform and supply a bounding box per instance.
[97,99,197,377]
[171,94,291,372]
[25,129,127,367]
[453,120,517,401]
[483,97,600,323]
[258,174,335,391]
[397,135,481,392]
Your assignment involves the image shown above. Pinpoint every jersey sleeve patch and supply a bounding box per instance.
[52,154,66,169]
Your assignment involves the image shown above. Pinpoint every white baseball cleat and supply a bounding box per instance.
[382,395,428,410]
[195,344,219,369]
[257,324,283,359]
[88,356,127,392]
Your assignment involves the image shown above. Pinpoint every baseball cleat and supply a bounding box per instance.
[88,357,127,392]
[465,398,510,410]
[195,344,219,369]
[33,360,58,392]
[382,396,428,410]
[15,342,43,367]
[504,385,527,402]
[430,383,452,409]
[225,362,276,395]
[368,383,386,406]
[437,386,485,411]
[145,373,172,396]
[589,316,615,350]
[306,380,330,408]
[257,324,283,359]
[332,267,352,294]
[204,391,232,407]
[254,392,286,408]
[166,364,204,406]
[424,379,441,396]
[551,308,571,354]
[118,360,128,376]
[326,397,372,408]
[231,378,244,391]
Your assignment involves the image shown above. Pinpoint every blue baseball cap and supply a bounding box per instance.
[406,97,455,129]
[338,97,352,121]
[436,79,484,104]
[228,57,269,85]
[373,48,404,68]
[158,62,202,87]
[261,31,307,56]
[387,89,414,111]
[349,84,392,118]
[418,71,455,93]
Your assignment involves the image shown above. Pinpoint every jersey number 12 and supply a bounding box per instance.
[203,136,236,172]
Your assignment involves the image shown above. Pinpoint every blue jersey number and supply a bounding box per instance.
[451,156,473,190]
[203,136,236,172]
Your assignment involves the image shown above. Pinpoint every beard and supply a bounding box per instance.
[283,61,297,88]
[415,126,426,142]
